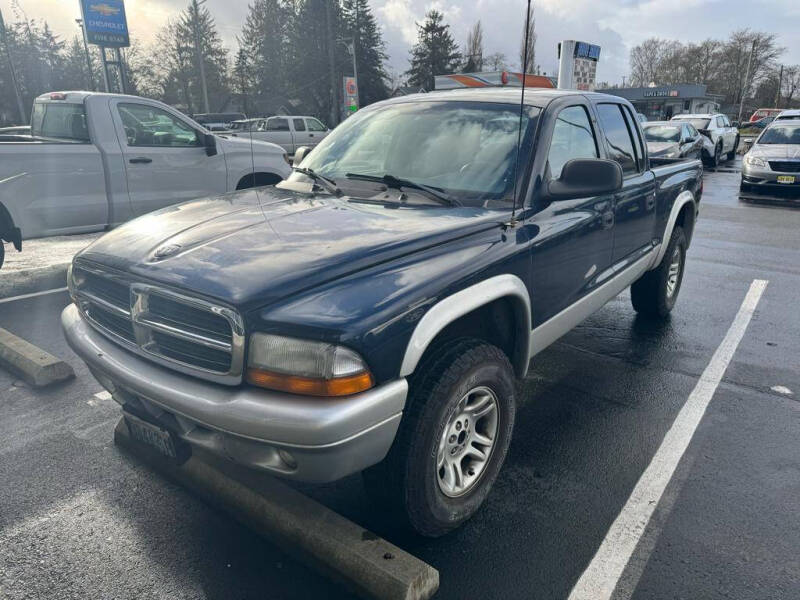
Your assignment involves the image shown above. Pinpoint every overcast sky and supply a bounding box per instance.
[2,0,799,85]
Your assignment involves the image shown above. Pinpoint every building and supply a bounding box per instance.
[595,84,722,121]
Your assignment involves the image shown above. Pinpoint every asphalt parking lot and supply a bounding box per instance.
[1,161,798,599]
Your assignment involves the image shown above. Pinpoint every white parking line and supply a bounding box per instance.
[568,279,768,600]
[94,391,112,401]
[0,287,68,305]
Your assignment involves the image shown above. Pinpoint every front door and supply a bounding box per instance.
[595,102,657,263]
[111,100,227,216]
[529,102,617,325]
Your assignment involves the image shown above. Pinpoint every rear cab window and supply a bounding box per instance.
[292,118,306,131]
[31,102,90,143]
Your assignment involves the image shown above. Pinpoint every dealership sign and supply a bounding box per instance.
[644,89,680,98]
[79,0,130,47]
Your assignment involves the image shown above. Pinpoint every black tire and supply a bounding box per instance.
[0,242,4,270]
[631,226,687,318]
[726,136,739,161]
[709,142,722,167]
[363,338,516,537]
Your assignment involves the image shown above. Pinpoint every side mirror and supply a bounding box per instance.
[293,146,311,165]
[547,159,623,201]
[203,133,217,157]
[731,121,740,128]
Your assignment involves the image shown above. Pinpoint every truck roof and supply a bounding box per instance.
[35,91,157,103]
[378,87,631,108]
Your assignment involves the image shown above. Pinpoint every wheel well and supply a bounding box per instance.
[412,297,528,380]
[236,172,282,190]
[0,203,21,251]
[675,200,696,246]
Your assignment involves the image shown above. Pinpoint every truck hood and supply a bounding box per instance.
[78,187,506,310]
[217,133,284,155]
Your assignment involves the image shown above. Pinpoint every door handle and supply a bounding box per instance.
[129,157,152,164]
[309,134,315,137]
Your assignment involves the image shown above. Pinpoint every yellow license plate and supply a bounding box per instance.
[777,175,795,184]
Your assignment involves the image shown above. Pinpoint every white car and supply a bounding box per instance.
[0,91,291,268]
[671,113,739,166]
[775,109,800,121]
[228,115,330,155]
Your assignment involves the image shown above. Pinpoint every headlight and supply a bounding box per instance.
[744,155,766,168]
[246,333,374,397]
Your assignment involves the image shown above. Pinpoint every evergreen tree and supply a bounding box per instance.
[406,10,460,90]
[462,20,483,73]
[342,0,388,107]
[238,0,293,115]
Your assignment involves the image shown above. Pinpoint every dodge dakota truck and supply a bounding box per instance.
[0,91,291,269]
[63,88,702,537]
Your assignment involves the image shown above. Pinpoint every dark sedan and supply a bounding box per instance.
[642,121,704,160]
[741,119,800,202]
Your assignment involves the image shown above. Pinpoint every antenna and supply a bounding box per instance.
[248,116,256,189]
[510,0,532,227]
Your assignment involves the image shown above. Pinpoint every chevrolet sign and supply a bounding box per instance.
[80,0,129,47]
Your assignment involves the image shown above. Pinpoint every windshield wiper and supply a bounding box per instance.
[292,166,342,196]
[345,173,460,206]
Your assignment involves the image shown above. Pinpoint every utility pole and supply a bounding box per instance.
[192,0,210,114]
[738,39,756,124]
[76,19,95,91]
[0,8,26,124]
[325,0,338,126]
[775,64,783,108]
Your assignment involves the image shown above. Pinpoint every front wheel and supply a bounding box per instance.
[727,135,739,161]
[709,142,722,168]
[631,226,687,318]
[363,338,516,537]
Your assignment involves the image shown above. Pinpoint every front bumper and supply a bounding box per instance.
[62,304,407,483]
[740,164,800,202]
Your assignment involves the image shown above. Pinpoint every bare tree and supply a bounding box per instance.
[462,20,483,72]
[484,52,507,71]
[519,4,535,73]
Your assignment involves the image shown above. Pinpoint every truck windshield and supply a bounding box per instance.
[30,102,90,143]
[757,124,800,145]
[292,101,541,207]
[644,126,681,142]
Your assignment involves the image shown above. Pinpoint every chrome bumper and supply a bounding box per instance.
[62,304,407,483]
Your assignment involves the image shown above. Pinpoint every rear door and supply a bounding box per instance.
[529,101,616,324]
[291,118,313,150]
[264,117,294,153]
[305,117,329,148]
[595,102,657,264]
[110,99,227,216]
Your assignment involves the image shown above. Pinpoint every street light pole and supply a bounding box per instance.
[76,19,95,91]
[0,8,26,123]
[192,0,210,114]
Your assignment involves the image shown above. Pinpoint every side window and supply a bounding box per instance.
[267,118,290,132]
[621,104,645,171]
[547,105,598,179]
[306,118,327,132]
[596,103,638,175]
[292,118,306,132]
[688,124,698,138]
[31,102,90,142]
[117,103,200,147]
[722,115,731,127]
[716,116,725,128]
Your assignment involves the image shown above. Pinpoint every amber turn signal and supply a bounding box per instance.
[246,368,374,397]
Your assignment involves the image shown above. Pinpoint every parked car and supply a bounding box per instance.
[193,112,246,131]
[0,92,291,269]
[63,88,702,537]
[671,113,739,166]
[741,116,775,130]
[228,115,331,155]
[636,112,647,123]
[749,108,782,122]
[775,109,800,121]
[740,119,800,201]
[642,121,704,160]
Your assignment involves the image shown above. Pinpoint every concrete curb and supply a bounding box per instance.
[114,418,440,600]
[0,327,75,387]
[0,263,69,300]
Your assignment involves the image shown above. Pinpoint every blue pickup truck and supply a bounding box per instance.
[63,88,702,537]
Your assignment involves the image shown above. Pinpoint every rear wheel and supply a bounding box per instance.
[0,242,4,270]
[363,338,516,537]
[709,142,722,168]
[631,226,687,318]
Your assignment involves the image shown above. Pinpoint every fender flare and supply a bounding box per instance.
[399,274,532,379]
[650,190,695,268]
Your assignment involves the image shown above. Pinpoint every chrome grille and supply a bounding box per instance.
[72,263,244,384]
[768,161,800,173]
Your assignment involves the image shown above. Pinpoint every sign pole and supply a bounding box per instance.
[0,8,27,123]
[115,47,127,94]
[100,47,111,92]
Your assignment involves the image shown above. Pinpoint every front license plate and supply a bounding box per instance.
[125,414,178,458]
[777,175,795,184]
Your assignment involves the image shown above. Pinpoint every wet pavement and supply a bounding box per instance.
[1,161,798,599]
